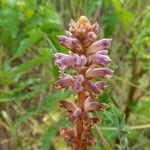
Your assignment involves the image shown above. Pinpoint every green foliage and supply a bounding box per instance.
[42,125,57,150]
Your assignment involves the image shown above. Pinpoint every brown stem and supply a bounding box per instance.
[74,90,85,150]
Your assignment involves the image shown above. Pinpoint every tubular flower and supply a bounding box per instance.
[84,97,107,112]
[54,53,75,70]
[87,39,112,55]
[85,81,107,99]
[86,68,113,79]
[88,52,112,67]
[53,16,113,150]
[72,74,84,92]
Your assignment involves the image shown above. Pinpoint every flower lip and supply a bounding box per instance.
[54,53,75,70]
[72,74,84,92]
[58,36,82,51]
[54,73,74,89]
[59,100,77,112]
[84,97,107,112]
[96,50,108,55]
[87,39,112,55]
[88,53,112,67]
[86,68,114,79]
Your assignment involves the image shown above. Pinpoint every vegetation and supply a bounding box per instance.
[0,0,149,150]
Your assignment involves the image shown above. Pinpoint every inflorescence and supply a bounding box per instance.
[54,16,113,150]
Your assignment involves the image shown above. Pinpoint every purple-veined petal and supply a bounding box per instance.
[86,81,107,99]
[75,55,87,68]
[58,36,82,51]
[96,50,108,55]
[54,74,74,89]
[88,53,112,67]
[72,74,84,92]
[65,31,74,38]
[59,100,78,112]
[86,68,113,79]
[54,53,75,70]
[84,32,97,47]
[84,97,107,112]
[82,111,100,130]
[69,19,77,32]
[87,32,96,41]
[95,81,107,89]
[91,22,99,34]
[68,108,82,122]
[87,39,112,54]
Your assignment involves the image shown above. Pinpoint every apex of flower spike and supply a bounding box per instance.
[76,16,91,30]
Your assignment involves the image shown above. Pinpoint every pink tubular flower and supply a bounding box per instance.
[54,73,74,89]
[96,50,108,55]
[58,36,82,51]
[72,74,84,92]
[59,100,78,112]
[84,32,96,47]
[84,97,107,112]
[88,53,112,67]
[75,55,87,68]
[87,39,112,55]
[59,100,82,122]
[54,53,75,70]
[86,68,113,79]
[86,81,107,98]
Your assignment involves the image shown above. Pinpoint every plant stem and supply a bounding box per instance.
[74,90,85,150]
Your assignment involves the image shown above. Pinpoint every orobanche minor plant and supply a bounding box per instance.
[54,16,113,150]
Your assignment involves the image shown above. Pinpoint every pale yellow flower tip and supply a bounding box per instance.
[77,16,91,29]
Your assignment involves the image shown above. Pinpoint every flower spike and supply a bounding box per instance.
[54,16,113,150]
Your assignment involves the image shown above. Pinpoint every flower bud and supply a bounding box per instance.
[91,22,99,34]
[84,32,97,47]
[86,81,107,98]
[76,16,91,31]
[96,50,108,55]
[66,31,74,38]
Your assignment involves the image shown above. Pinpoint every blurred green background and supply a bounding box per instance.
[0,0,150,150]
